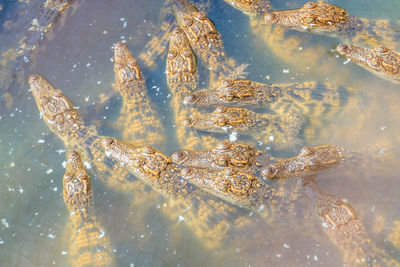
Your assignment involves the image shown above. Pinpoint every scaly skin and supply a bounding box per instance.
[171,140,272,175]
[301,179,400,267]
[166,27,221,150]
[137,0,211,69]
[183,106,303,148]
[63,150,114,267]
[173,0,243,80]
[262,145,345,180]
[221,0,272,16]
[337,44,400,84]
[263,2,400,49]
[0,0,72,111]
[28,73,154,192]
[180,167,278,211]
[100,136,258,249]
[113,42,165,149]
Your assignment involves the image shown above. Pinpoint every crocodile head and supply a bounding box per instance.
[172,140,270,173]
[185,79,283,106]
[166,27,198,93]
[264,2,353,33]
[262,145,344,179]
[113,42,146,99]
[29,74,85,143]
[183,106,268,133]
[222,0,272,16]
[337,44,400,84]
[63,150,93,212]
[181,167,259,208]
[100,137,172,188]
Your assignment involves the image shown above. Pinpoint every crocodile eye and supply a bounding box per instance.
[215,155,229,167]
[103,138,116,148]
[336,44,349,55]
[215,106,227,114]
[262,166,278,179]
[29,74,41,84]
[216,141,231,150]
[264,12,278,23]
[184,17,193,26]
[171,151,189,163]
[114,63,124,70]
[184,93,198,104]
[63,174,73,183]
[183,118,194,127]
[167,51,177,59]
[181,167,195,178]
[197,11,207,20]
[52,89,64,97]
[300,146,313,156]
[221,79,234,88]
[172,27,183,35]
[374,45,389,54]
[127,58,137,67]
[304,2,317,9]
[142,146,156,154]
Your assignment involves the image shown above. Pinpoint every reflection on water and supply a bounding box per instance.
[0,0,399,266]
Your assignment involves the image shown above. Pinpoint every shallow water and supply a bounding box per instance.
[0,0,399,266]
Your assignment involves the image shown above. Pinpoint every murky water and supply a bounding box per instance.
[0,0,399,266]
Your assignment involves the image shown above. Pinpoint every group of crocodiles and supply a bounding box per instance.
[17,0,400,265]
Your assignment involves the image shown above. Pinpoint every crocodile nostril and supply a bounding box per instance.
[336,44,349,55]
[262,166,277,179]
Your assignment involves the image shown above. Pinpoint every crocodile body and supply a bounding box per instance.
[166,27,220,150]
[100,136,257,248]
[301,179,400,267]
[171,140,272,175]
[173,0,240,80]
[337,44,400,84]
[63,150,114,267]
[183,105,303,148]
[263,2,400,50]
[113,42,165,149]
[262,145,346,180]
[0,0,72,111]
[28,73,151,192]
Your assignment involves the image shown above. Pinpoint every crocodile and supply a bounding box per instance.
[0,0,74,111]
[137,0,211,69]
[183,105,303,149]
[262,145,346,180]
[172,0,247,81]
[337,44,400,84]
[263,2,400,50]
[301,178,400,267]
[28,73,162,240]
[183,79,358,139]
[171,140,272,175]
[113,42,165,149]
[63,150,114,267]
[100,136,258,249]
[166,26,221,150]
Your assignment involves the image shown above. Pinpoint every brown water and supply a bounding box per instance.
[0,0,399,266]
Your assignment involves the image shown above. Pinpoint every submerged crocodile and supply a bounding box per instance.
[100,136,261,248]
[301,178,400,267]
[171,140,272,175]
[337,44,400,84]
[173,0,246,81]
[183,105,303,149]
[0,0,73,111]
[263,2,400,50]
[166,27,221,150]
[113,42,165,149]
[63,150,114,267]
[29,73,258,249]
[262,145,346,180]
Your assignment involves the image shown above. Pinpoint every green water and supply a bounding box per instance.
[0,0,399,266]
